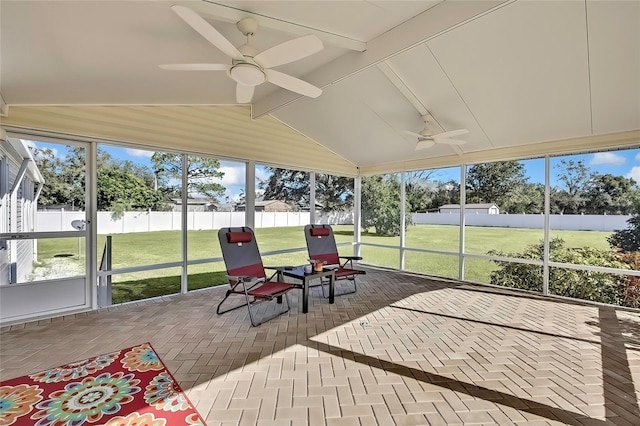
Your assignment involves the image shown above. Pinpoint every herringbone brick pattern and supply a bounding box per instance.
[1,269,639,425]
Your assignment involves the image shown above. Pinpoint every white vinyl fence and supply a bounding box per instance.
[412,212,631,232]
[36,210,631,233]
[36,210,354,233]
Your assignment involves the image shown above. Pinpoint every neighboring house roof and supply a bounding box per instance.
[171,198,215,205]
[439,203,499,209]
[237,200,288,208]
[216,203,235,210]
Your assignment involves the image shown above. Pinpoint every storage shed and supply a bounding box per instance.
[439,203,500,215]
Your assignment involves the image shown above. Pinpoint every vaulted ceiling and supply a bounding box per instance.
[2,1,639,175]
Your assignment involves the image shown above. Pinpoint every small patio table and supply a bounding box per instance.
[281,266,335,314]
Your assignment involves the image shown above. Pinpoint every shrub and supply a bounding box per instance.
[608,213,640,252]
[489,238,629,306]
[616,251,640,308]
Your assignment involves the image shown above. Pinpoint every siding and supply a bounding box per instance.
[0,143,38,284]
[3,105,358,176]
[0,154,8,285]
[15,179,35,282]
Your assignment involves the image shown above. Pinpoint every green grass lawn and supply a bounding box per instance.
[37,225,613,305]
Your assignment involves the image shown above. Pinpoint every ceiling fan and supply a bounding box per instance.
[160,5,324,103]
[404,114,469,150]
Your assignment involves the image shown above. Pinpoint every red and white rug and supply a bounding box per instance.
[0,342,206,425]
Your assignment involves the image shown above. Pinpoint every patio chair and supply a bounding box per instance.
[217,227,295,326]
[304,224,366,296]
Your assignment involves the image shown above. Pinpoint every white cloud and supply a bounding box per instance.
[635,153,640,161]
[124,148,154,158]
[218,165,245,186]
[626,167,640,183]
[210,162,269,186]
[591,152,625,166]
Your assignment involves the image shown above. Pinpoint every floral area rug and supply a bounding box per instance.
[0,342,206,425]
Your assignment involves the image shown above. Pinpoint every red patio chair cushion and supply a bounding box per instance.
[227,231,253,244]
[248,281,293,298]
[335,267,365,278]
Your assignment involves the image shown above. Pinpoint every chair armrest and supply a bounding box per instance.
[226,275,265,284]
[340,256,363,261]
[265,265,295,271]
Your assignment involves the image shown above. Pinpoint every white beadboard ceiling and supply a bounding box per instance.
[1,0,638,175]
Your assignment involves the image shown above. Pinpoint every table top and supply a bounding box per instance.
[282,266,336,279]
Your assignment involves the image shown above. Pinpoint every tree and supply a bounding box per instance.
[429,180,460,212]
[260,168,310,209]
[466,161,527,211]
[151,153,225,201]
[405,181,431,213]
[31,145,167,212]
[63,146,88,210]
[259,168,354,212]
[504,183,544,214]
[361,175,411,236]
[552,159,591,214]
[586,174,639,214]
[97,165,164,212]
[315,174,354,212]
[30,148,71,207]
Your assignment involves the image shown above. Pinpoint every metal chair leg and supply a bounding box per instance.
[217,289,257,315]
[247,292,291,327]
[320,275,357,298]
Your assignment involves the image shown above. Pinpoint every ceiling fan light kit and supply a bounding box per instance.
[229,63,266,86]
[160,6,324,103]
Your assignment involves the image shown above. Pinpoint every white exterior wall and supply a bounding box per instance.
[1,143,39,285]
[15,180,36,283]
[0,154,9,285]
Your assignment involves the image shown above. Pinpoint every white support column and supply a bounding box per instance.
[245,160,256,229]
[399,172,406,270]
[353,176,362,259]
[459,165,466,281]
[88,143,98,309]
[309,172,316,224]
[181,154,188,294]
[543,155,550,295]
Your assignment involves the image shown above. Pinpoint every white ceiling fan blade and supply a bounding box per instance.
[265,69,322,98]
[236,84,255,103]
[415,140,435,150]
[432,129,469,139]
[171,5,243,60]
[159,64,229,71]
[435,138,467,145]
[403,130,424,139]
[254,35,323,69]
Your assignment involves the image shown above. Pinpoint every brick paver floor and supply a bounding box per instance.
[1,268,639,425]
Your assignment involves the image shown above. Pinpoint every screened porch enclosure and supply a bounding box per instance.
[2,131,640,324]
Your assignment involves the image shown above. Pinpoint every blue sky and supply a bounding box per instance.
[415,149,640,186]
[23,139,640,199]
